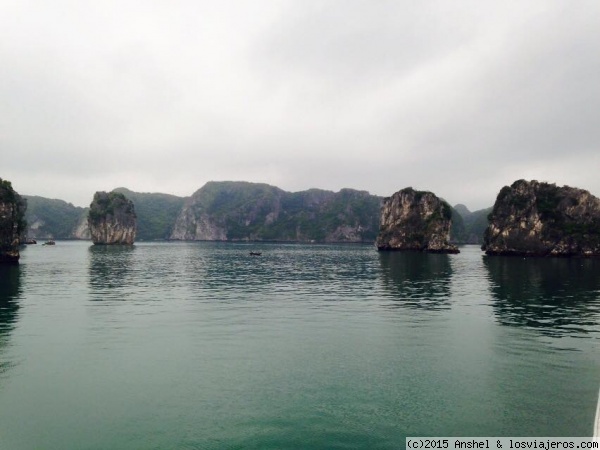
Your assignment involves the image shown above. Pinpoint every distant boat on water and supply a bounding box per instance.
[42,240,56,246]
[249,251,261,256]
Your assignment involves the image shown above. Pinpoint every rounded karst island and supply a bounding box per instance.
[482,179,600,257]
[88,191,137,245]
[376,187,459,254]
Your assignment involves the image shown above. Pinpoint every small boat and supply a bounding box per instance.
[249,251,262,256]
[42,240,56,246]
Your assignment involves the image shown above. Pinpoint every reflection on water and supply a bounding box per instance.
[181,243,379,300]
[0,264,22,375]
[86,242,379,305]
[378,251,452,310]
[88,245,135,301]
[484,256,600,336]
[1,242,599,447]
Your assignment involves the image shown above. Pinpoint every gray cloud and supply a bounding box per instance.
[1,0,599,209]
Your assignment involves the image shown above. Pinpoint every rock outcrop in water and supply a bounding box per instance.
[88,192,136,245]
[376,187,459,253]
[0,178,27,263]
[482,179,600,256]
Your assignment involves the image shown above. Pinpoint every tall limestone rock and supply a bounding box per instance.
[482,180,600,256]
[376,187,459,253]
[88,192,136,245]
[0,179,27,263]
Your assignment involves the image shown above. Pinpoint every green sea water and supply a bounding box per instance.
[0,242,599,449]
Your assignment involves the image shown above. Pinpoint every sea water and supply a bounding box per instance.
[0,242,599,449]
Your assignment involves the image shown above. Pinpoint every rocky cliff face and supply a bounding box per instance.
[170,182,281,241]
[88,192,136,245]
[482,180,600,256]
[0,179,27,263]
[376,187,459,253]
[170,205,228,241]
[170,181,381,242]
[72,212,91,239]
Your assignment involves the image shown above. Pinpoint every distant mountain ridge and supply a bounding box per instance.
[451,204,492,245]
[112,188,186,240]
[170,181,382,242]
[23,182,492,244]
[24,196,89,240]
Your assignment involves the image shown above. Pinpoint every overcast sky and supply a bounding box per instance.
[2,0,599,210]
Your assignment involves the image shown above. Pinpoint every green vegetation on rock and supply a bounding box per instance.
[88,192,135,223]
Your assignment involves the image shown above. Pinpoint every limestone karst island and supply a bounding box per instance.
[375,187,459,254]
[3,176,600,259]
[88,191,137,245]
[483,179,600,257]
[0,178,27,263]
